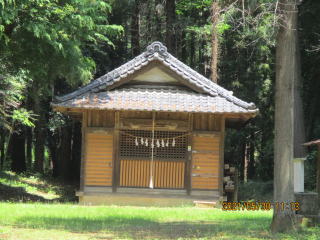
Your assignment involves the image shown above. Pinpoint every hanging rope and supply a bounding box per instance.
[115,130,190,141]
[149,116,155,189]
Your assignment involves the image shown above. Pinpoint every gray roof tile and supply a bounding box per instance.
[51,86,258,114]
[52,42,258,114]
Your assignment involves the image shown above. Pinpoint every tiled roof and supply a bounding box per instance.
[51,86,258,114]
[52,42,258,114]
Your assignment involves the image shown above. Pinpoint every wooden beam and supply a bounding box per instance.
[119,118,188,131]
[80,110,88,192]
[219,115,226,199]
[66,108,84,113]
[112,112,120,193]
[86,127,114,134]
[192,131,221,138]
[187,113,193,195]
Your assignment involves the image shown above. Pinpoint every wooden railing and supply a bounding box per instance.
[120,160,185,188]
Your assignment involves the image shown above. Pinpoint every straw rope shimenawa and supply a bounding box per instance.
[114,130,190,141]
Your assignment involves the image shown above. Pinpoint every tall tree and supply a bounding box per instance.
[270,0,297,232]
[32,82,45,173]
[1,0,122,173]
[156,0,163,41]
[166,0,175,55]
[293,6,307,158]
[11,129,26,173]
[211,1,220,83]
[60,118,72,180]
[131,0,141,57]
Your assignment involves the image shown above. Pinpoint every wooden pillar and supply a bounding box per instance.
[112,111,120,193]
[219,115,226,201]
[317,144,320,205]
[187,113,193,195]
[80,110,88,192]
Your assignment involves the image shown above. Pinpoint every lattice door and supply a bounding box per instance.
[120,130,186,159]
[119,130,187,188]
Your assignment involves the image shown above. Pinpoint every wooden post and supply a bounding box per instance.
[80,110,88,192]
[112,111,120,193]
[219,115,226,201]
[317,144,320,205]
[186,113,193,195]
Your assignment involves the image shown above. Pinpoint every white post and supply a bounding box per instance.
[294,158,306,192]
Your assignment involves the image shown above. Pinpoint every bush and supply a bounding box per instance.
[238,180,273,202]
[304,148,318,192]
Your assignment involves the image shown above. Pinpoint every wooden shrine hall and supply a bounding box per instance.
[51,42,259,206]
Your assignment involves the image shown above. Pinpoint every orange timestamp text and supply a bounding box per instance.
[222,202,272,211]
[222,202,300,211]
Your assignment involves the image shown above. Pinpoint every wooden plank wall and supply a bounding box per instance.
[120,160,185,189]
[193,113,221,131]
[87,110,115,127]
[192,136,220,190]
[86,110,219,131]
[120,111,189,121]
[85,133,113,186]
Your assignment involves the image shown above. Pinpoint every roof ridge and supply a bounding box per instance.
[54,41,256,110]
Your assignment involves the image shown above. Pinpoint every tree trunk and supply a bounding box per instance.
[71,121,82,180]
[156,0,162,41]
[0,133,4,170]
[176,30,181,59]
[60,118,72,180]
[270,0,297,232]
[240,140,246,182]
[11,131,26,173]
[248,130,255,179]
[190,32,195,69]
[131,0,140,57]
[48,128,60,177]
[211,1,220,83]
[181,31,187,63]
[306,81,320,141]
[146,0,151,45]
[293,10,307,158]
[166,0,175,55]
[26,127,33,168]
[199,40,203,74]
[33,82,44,174]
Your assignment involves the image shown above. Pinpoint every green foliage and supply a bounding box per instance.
[0,67,33,130]
[0,0,122,131]
[0,0,123,84]
[304,148,318,191]
[238,180,273,202]
[12,109,35,127]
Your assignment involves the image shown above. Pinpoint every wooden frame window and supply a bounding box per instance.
[120,130,186,160]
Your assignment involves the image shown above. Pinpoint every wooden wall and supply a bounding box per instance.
[87,110,115,127]
[119,160,185,188]
[191,135,220,190]
[193,113,221,131]
[86,110,221,132]
[85,131,113,186]
[82,110,224,192]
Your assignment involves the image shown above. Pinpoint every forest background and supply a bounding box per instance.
[0,0,319,193]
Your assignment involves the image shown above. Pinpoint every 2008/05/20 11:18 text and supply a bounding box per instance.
[222,202,300,211]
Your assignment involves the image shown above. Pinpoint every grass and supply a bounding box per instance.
[0,171,77,202]
[0,171,320,239]
[0,203,320,239]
